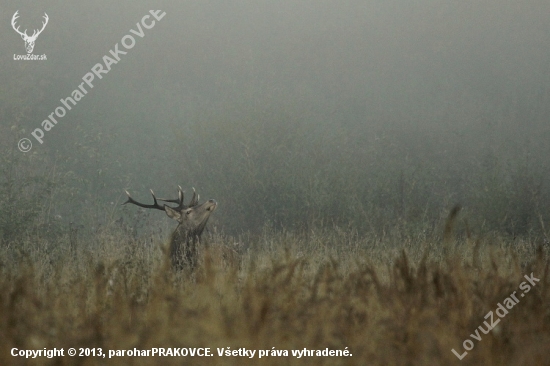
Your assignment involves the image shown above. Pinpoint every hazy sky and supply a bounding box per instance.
[5,0,549,132]
[4,0,550,234]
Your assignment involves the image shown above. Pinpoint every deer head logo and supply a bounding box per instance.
[11,11,49,54]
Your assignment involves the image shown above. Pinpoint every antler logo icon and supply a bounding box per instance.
[11,10,49,54]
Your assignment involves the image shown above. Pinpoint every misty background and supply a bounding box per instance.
[1,0,549,244]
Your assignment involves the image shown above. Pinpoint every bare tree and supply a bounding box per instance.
[123,186,217,270]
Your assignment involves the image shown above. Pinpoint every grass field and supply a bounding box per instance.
[1,224,549,365]
[2,1,550,365]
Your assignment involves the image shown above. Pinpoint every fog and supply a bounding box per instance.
[2,0,549,240]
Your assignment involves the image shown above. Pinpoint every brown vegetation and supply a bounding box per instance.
[1,227,549,365]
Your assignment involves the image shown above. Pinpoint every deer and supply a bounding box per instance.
[11,11,49,54]
[123,186,217,271]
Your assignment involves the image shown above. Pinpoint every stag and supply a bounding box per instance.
[123,186,217,270]
[11,11,49,54]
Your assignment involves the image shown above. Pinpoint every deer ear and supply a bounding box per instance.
[164,206,182,221]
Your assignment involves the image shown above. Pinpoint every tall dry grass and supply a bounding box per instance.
[0,226,549,365]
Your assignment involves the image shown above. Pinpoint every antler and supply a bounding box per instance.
[157,185,186,210]
[123,189,166,211]
[31,13,49,39]
[11,11,48,40]
[123,186,199,211]
[11,11,26,38]
[151,186,200,208]
[189,187,200,207]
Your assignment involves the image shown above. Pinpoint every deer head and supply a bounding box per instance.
[12,11,49,54]
[123,186,217,270]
